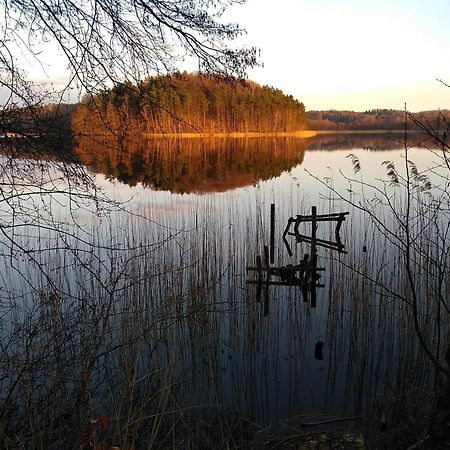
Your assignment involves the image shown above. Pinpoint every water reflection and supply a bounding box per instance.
[74,135,306,193]
[0,133,442,448]
[305,131,429,151]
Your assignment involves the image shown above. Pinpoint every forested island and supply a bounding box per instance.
[72,73,308,135]
[3,75,448,138]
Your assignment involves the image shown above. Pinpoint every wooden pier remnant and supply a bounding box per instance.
[282,209,349,256]
[246,252,325,308]
[246,205,347,312]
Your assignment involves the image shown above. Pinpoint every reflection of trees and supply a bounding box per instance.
[74,137,306,193]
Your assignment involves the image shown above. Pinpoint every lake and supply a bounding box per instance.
[0,132,448,448]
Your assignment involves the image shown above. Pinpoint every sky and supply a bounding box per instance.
[221,0,450,111]
[2,0,449,112]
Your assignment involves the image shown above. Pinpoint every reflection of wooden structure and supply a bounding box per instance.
[246,246,325,312]
[282,209,348,256]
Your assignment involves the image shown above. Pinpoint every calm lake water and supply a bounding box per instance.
[1,132,448,447]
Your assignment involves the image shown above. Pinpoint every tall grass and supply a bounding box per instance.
[0,138,447,448]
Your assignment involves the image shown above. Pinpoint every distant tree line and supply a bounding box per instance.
[0,103,76,137]
[72,73,307,135]
[9,93,449,142]
[307,109,450,131]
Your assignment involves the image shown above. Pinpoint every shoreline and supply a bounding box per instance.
[141,130,319,138]
[142,130,410,138]
[79,129,424,139]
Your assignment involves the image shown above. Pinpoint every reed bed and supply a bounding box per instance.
[0,139,448,448]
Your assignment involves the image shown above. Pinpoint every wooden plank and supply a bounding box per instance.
[246,280,302,286]
[282,235,293,257]
[246,265,325,272]
[295,212,349,221]
[293,234,347,253]
[282,218,294,257]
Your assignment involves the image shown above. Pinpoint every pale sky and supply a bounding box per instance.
[2,0,450,112]
[222,0,450,111]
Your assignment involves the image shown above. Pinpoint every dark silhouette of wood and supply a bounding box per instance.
[310,207,317,307]
[246,252,325,306]
[247,206,346,311]
[283,211,348,255]
[314,341,324,360]
[270,203,275,265]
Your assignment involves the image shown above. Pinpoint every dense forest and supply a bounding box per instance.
[71,73,307,135]
[307,109,450,131]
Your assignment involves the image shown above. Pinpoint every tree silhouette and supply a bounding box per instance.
[0,0,258,263]
[0,4,260,447]
[1,0,257,105]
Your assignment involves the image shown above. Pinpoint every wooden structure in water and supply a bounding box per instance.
[246,205,348,311]
[246,247,325,313]
[282,209,348,256]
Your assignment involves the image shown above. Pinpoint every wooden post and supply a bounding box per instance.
[282,218,294,257]
[263,245,270,316]
[311,206,317,308]
[270,203,275,264]
[263,245,270,268]
[311,206,317,256]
